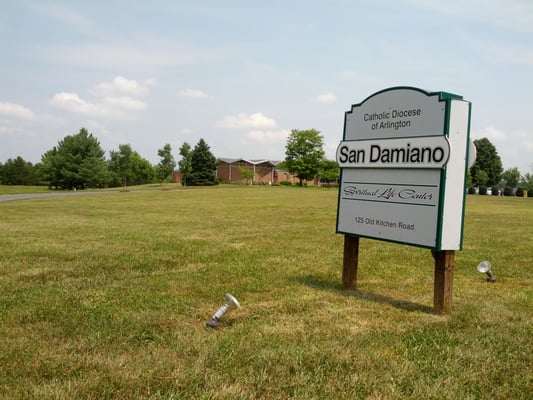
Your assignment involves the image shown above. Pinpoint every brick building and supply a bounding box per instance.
[173,158,316,185]
[217,158,297,184]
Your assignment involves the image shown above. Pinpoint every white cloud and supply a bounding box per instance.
[0,103,57,142]
[102,96,147,112]
[178,88,212,99]
[49,92,100,117]
[49,92,147,120]
[216,112,277,129]
[49,77,151,121]
[314,93,337,104]
[0,102,36,120]
[145,78,158,87]
[91,76,153,97]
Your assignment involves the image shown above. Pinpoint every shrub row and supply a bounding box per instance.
[468,186,530,197]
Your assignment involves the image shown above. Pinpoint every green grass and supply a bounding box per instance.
[0,187,531,399]
[0,185,57,195]
[0,183,184,195]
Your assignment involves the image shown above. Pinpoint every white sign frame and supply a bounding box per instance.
[336,87,472,250]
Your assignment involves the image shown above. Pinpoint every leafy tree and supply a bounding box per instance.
[178,142,192,186]
[109,146,154,187]
[239,167,254,185]
[521,173,533,197]
[319,159,339,184]
[129,152,155,185]
[275,160,288,170]
[501,167,520,189]
[284,129,325,186]
[476,170,489,188]
[40,128,107,190]
[520,173,532,188]
[109,144,134,187]
[0,157,39,185]
[156,143,176,184]
[188,138,217,186]
[477,170,489,195]
[470,138,502,187]
[40,147,62,189]
[79,155,110,188]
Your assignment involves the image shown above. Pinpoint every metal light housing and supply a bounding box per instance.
[477,261,496,283]
[206,293,241,328]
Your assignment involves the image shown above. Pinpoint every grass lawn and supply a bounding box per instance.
[0,186,531,399]
[0,185,59,195]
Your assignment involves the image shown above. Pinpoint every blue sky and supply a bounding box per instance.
[1,0,532,175]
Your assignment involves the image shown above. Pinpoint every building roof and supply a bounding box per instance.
[218,158,280,167]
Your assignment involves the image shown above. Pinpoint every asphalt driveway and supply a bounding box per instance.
[0,191,110,202]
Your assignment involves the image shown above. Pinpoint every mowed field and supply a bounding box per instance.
[0,186,531,399]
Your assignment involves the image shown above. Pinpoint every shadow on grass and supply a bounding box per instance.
[295,274,433,314]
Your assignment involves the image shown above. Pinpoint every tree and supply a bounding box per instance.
[156,144,176,184]
[284,129,325,186]
[40,147,62,189]
[79,155,110,188]
[178,142,192,186]
[109,144,134,188]
[109,146,155,187]
[0,157,39,185]
[275,160,288,170]
[188,138,217,186]
[521,173,533,197]
[470,138,503,187]
[319,159,339,185]
[501,167,520,190]
[40,128,107,190]
[129,152,155,185]
[476,170,489,188]
[239,167,254,185]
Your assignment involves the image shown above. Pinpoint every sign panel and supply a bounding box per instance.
[337,168,441,248]
[336,136,450,169]
[344,87,447,140]
[336,87,471,250]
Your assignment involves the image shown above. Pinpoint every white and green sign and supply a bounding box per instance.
[336,87,472,250]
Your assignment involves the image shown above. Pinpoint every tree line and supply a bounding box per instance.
[0,127,340,189]
[2,128,529,194]
[0,128,218,189]
[468,138,533,196]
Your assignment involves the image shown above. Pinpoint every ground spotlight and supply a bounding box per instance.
[477,261,496,283]
[206,293,241,329]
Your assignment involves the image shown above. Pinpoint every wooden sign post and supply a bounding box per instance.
[336,87,473,314]
[342,235,359,290]
[432,250,454,314]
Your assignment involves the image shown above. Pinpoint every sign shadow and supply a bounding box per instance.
[294,274,433,314]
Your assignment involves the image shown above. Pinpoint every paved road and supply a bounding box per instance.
[0,191,112,202]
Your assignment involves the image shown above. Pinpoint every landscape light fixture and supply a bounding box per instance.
[206,293,241,329]
[477,261,496,283]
